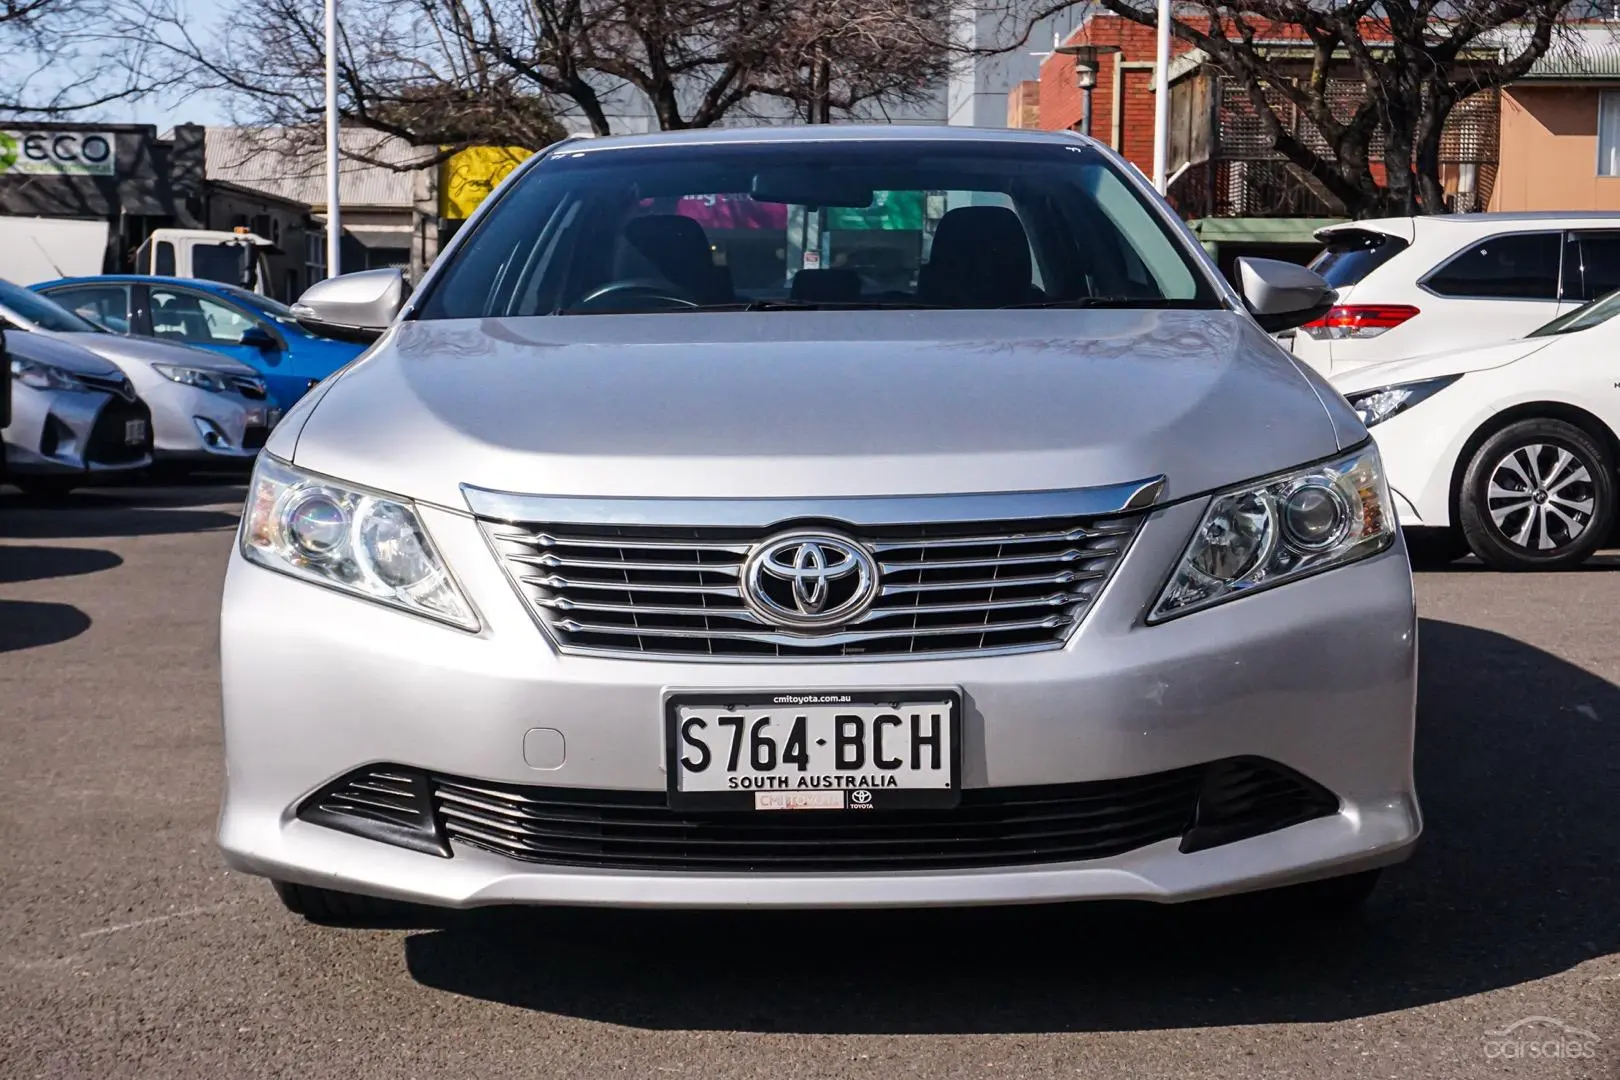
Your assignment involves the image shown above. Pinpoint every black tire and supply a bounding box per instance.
[11,476,82,499]
[1260,869,1382,915]
[271,880,411,925]
[1458,418,1615,571]
[1402,527,1468,566]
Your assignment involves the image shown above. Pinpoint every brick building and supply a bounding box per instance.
[1014,15,1506,275]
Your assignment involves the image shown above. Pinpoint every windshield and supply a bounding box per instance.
[215,283,299,322]
[191,242,262,290]
[416,140,1222,318]
[1528,287,1620,337]
[1309,230,1410,289]
[0,278,102,333]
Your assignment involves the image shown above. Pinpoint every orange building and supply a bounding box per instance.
[1489,28,1620,211]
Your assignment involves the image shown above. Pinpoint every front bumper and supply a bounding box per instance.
[3,385,153,477]
[219,498,1421,909]
[147,382,276,462]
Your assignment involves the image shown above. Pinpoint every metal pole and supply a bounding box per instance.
[1152,0,1171,192]
[324,0,342,278]
[1081,86,1093,140]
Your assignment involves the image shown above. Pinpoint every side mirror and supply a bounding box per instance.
[239,326,278,351]
[291,268,409,345]
[1234,257,1335,333]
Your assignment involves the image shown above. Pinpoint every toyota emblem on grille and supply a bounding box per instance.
[742,531,878,630]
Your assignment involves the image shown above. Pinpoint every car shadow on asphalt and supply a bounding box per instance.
[0,600,91,654]
[399,616,1619,1033]
[0,495,242,540]
[0,545,123,585]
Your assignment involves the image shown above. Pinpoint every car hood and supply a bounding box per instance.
[6,328,124,378]
[1330,336,1553,395]
[43,330,259,374]
[290,309,1349,510]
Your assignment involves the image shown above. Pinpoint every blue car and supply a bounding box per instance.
[32,276,368,408]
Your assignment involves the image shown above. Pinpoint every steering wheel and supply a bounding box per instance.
[572,279,700,312]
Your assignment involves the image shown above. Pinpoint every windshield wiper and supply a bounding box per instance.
[999,297,1219,310]
[722,299,945,312]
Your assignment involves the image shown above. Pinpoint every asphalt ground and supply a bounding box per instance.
[1,480,1617,1079]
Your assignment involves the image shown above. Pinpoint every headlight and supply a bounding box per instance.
[1345,375,1459,428]
[241,455,479,630]
[10,357,87,391]
[153,363,229,393]
[1151,446,1396,621]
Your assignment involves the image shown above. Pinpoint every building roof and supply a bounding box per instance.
[1498,23,1620,80]
[203,126,429,209]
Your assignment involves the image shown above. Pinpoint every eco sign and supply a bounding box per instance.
[0,130,116,176]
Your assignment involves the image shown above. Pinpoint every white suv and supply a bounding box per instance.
[1289,212,1620,376]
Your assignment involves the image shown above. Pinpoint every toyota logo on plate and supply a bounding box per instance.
[742,531,878,630]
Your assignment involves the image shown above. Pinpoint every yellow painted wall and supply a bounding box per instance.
[1490,86,1620,211]
[440,146,534,220]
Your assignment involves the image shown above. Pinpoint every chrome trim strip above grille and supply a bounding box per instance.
[462,476,1166,527]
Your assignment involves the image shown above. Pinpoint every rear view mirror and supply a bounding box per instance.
[750,169,873,209]
[1234,257,1335,333]
[291,268,410,345]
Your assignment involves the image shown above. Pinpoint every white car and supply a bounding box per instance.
[1331,292,1620,570]
[1292,212,1620,377]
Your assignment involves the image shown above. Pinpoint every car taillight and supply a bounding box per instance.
[1299,304,1420,341]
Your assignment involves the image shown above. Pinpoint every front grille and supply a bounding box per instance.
[241,425,269,450]
[84,400,150,465]
[79,372,134,401]
[229,375,267,400]
[433,769,1205,871]
[484,515,1140,660]
[299,767,448,856]
[299,758,1340,871]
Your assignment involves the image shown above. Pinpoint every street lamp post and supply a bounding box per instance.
[1055,43,1120,142]
[324,0,342,279]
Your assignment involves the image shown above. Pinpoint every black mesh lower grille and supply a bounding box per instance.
[299,759,1339,871]
[241,426,269,450]
[85,400,150,465]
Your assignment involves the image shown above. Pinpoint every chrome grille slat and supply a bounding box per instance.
[881,569,1104,594]
[868,526,1129,551]
[520,574,741,596]
[495,530,752,553]
[483,510,1140,660]
[504,552,742,574]
[878,549,1097,573]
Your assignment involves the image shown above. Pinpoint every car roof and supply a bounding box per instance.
[37,275,234,288]
[557,124,1090,154]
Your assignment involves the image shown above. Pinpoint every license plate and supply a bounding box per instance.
[665,690,961,811]
[124,419,147,445]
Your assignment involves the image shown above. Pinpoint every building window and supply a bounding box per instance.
[306,231,327,284]
[1600,91,1620,176]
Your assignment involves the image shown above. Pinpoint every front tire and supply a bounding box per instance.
[1254,869,1382,916]
[272,880,412,925]
[1458,419,1615,571]
[11,476,82,499]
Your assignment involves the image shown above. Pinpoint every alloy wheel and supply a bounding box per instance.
[1485,442,1595,552]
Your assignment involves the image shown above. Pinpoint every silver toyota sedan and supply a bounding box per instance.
[0,279,277,474]
[220,127,1419,922]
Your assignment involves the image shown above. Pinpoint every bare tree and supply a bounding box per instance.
[1001,0,1582,216]
[137,0,952,159]
[1,0,171,115]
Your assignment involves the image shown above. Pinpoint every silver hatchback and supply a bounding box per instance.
[220,127,1419,921]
